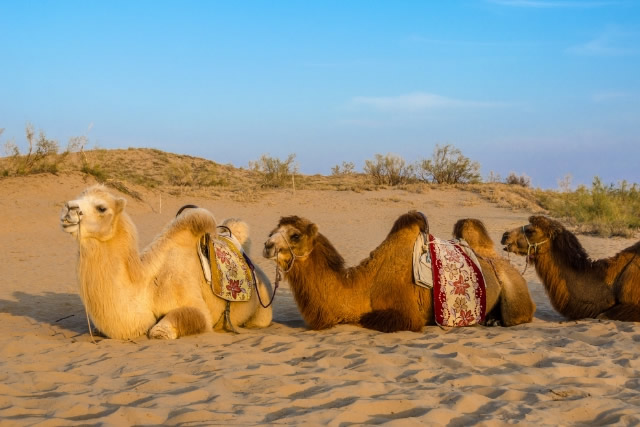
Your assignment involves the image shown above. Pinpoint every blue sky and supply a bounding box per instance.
[1,0,638,188]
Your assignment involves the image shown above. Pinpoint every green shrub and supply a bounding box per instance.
[538,177,640,236]
[81,164,108,182]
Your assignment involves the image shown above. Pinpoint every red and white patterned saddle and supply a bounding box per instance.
[413,233,486,326]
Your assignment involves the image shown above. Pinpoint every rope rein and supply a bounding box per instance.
[74,210,97,344]
[254,248,281,309]
[521,225,548,275]
[265,231,313,304]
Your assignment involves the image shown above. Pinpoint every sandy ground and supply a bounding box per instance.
[1,173,639,426]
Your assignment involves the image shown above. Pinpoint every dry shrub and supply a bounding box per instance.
[364,153,414,186]
[505,172,531,188]
[418,144,480,184]
[250,153,297,188]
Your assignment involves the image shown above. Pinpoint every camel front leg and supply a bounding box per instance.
[149,307,208,339]
[360,283,429,332]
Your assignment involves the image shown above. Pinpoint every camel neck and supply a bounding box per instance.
[76,216,151,337]
[286,251,369,329]
[534,247,614,319]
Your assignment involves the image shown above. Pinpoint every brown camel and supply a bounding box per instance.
[262,212,535,332]
[501,215,640,321]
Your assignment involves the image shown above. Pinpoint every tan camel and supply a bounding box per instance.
[60,185,273,340]
[502,215,640,321]
[262,212,535,332]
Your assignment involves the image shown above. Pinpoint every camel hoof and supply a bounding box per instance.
[149,323,178,340]
[483,318,502,327]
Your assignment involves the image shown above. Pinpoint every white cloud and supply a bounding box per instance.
[591,91,630,102]
[350,92,506,111]
[567,28,639,56]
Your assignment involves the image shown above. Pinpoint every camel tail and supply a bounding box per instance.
[222,218,251,253]
[360,309,423,333]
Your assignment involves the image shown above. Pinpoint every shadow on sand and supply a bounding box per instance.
[0,291,88,334]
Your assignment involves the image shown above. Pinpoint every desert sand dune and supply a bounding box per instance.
[1,173,639,425]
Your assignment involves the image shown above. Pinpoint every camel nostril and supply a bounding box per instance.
[264,241,274,250]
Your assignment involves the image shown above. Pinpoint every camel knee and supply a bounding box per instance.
[499,294,536,326]
[149,307,208,339]
[244,303,273,328]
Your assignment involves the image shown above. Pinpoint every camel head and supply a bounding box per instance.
[263,215,318,271]
[501,215,559,258]
[60,185,126,240]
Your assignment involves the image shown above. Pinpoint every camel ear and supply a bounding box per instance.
[115,197,126,213]
[307,223,319,238]
[530,215,561,238]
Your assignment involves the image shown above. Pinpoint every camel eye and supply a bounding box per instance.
[290,233,301,242]
[96,205,108,213]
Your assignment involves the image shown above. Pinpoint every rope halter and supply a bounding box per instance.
[521,225,548,274]
[275,231,313,273]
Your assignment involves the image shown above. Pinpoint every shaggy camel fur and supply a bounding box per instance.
[262,211,535,332]
[60,185,272,340]
[502,215,640,321]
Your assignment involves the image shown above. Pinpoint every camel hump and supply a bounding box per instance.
[389,211,429,236]
[453,218,497,258]
[222,218,251,253]
[174,207,217,237]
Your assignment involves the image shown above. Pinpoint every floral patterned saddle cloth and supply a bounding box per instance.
[197,231,255,302]
[413,233,486,326]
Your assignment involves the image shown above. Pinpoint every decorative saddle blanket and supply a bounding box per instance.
[413,233,486,326]
[197,231,255,303]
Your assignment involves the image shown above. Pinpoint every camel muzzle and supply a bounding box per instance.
[500,231,510,245]
[61,203,83,229]
[263,241,276,259]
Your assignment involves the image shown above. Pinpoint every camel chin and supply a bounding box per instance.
[61,222,79,234]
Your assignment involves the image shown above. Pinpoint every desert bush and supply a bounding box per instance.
[417,144,480,184]
[364,153,414,186]
[331,161,356,176]
[167,162,194,186]
[505,172,531,187]
[250,153,297,188]
[557,173,572,192]
[486,171,502,183]
[81,163,108,182]
[538,177,640,237]
[1,124,62,175]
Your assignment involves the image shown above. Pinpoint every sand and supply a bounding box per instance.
[1,173,639,426]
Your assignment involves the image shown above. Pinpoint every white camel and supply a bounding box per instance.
[60,185,272,340]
